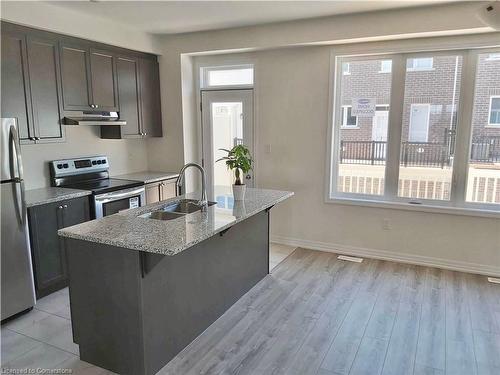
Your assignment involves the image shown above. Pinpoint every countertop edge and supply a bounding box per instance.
[59,191,294,256]
[26,190,92,208]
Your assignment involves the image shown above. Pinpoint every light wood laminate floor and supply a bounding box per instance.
[161,248,500,375]
[2,247,499,375]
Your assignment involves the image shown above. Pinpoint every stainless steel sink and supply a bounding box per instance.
[140,199,216,221]
[146,211,185,221]
[162,199,215,214]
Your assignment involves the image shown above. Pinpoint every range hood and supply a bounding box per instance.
[64,111,126,126]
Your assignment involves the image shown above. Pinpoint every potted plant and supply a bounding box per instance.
[217,144,253,200]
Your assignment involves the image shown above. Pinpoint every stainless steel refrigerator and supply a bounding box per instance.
[1,118,36,320]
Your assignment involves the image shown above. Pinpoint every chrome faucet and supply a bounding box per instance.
[176,163,208,211]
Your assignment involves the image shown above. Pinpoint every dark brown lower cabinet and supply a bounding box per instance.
[28,197,89,299]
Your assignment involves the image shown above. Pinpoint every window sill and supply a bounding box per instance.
[340,126,360,129]
[406,67,435,72]
[326,196,500,218]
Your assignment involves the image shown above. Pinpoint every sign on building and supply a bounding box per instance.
[352,98,376,117]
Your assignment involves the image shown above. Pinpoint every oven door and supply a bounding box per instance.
[93,186,146,218]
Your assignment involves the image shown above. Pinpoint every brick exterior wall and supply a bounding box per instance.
[338,54,500,144]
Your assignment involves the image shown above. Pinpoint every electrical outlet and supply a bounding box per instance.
[265,144,272,154]
[382,218,391,230]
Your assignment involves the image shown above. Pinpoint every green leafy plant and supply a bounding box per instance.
[216,144,253,185]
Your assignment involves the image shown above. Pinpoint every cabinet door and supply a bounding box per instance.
[1,31,35,142]
[160,180,177,201]
[28,202,67,299]
[90,49,118,111]
[26,36,64,141]
[60,43,92,111]
[28,197,89,299]
[139,57,162,137]
[145,182,161,204]
[62,197,90,227]
[116,56,142,137]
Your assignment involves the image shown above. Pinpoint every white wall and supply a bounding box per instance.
[1,1,162,188]
[0,1,161,53]
[20,127,148,189]
[152,2,500,275]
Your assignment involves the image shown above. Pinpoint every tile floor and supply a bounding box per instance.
[0,243,296,374]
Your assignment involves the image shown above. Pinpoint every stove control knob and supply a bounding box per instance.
[97,160,102,164]
[101,159,106,164]
[92,160,97,165]
[57,164,63,169]
[63,163,69,168]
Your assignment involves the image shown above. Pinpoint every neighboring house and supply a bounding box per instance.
[339,54,500,164]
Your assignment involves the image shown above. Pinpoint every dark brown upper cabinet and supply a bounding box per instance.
[60,42,118,112]
[101,55,162,139]
[1,25,64,144]
[90,49,118,111]
[1,29,35,143]
[26,35,65,141]
[116,56,141,137]
[139,57,162,137]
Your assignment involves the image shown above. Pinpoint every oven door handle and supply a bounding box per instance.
[94,187,145,203]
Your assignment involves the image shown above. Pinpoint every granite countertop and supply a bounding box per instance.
[112,171,179,184]
[58,187,293,256]
[25,187,91,208]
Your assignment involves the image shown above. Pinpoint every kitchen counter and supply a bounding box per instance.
[25,187,91,208]
[59,187,293,256]
[112,171,179,184]
[60,187,293,375]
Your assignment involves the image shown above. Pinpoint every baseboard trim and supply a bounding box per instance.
[271,235,500,277]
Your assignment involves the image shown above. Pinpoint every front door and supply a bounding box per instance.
[409,103,430,142]
[372,110,389,141]
[201,89,254,198]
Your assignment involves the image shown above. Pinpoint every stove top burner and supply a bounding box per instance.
[64,178,144,195]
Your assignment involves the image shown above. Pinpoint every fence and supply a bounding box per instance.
[340,136,500,168]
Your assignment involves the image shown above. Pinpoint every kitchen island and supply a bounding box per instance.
[58,187,293,375]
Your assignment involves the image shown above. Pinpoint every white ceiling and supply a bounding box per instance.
[47,0,456,35]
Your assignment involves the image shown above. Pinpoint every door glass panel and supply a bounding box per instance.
[466,52,500,205]
[337,58,392,196]
[211,102,244,190]
[398,55,462,201]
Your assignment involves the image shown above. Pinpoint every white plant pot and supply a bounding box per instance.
[232,184,246,201]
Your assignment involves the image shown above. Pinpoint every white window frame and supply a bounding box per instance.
[200,64,254,89]
[379,60,392,73]
[326,43,500,218]
[340,105,358,128]
[408,103,431,142]
[488,95,500,126]
[407,57,434,71]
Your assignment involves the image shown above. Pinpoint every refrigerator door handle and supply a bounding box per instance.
[9,124,24,181]
[10,125,26,226]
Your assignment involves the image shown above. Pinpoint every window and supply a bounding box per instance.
[201,65,254,88]
[379,60,392,73]
[341,106,357,127]
[407,57,434,71]
[329,49,500,213]
[342,62,350,75]
[466,54,500,206]
[489,96,500,125]
[486,53,500,61]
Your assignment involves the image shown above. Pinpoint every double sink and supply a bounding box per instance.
[140,199,216,221]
